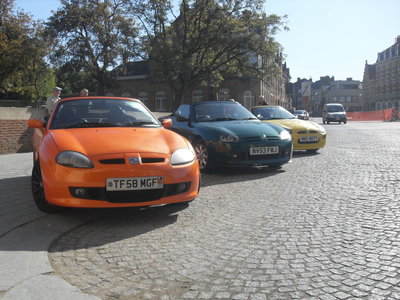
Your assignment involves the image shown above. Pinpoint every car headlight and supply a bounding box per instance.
[317,125,326,134]
[220,135,239,142]
[170,148,195,166]
[281,126,292,134]
[280,130,292,140]
[56,151,94,168]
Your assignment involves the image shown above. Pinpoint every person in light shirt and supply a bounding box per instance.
[46,87,62,114]
[80,88,89,96]
[257,95,268,105]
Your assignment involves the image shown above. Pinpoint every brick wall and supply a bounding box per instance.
[0,107,46,154]
[0,120,33,154]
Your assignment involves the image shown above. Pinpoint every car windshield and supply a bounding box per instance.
[251,106,296,120]
[294,110,305,114]
[327,105,344,112]
[193,101,258,122]
[50,98,160,129]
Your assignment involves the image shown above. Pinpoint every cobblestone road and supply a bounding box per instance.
[49,121,400,300]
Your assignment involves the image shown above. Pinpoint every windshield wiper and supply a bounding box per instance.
[240,117,258,120]
[125,121,157,126]
[66,122,121,128]
[211,117,238,121]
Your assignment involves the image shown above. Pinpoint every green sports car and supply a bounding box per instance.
[162,101,293,172]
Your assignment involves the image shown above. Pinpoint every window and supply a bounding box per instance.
[243,91,255,108]
[192,89,203,102]
[155,91,167,111]
[175,105,190,120]
[138,91,149,107]
[218,88,230,101]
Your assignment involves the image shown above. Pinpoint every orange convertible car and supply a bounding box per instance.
[28,97,200,213]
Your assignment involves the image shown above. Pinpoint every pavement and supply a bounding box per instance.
[0,152,100,300]
[0,111,173,299]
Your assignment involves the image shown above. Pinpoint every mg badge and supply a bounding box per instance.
[129,156,139,165]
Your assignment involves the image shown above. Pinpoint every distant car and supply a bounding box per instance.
[250,105,327,152]
[322,103,347,124]
[293,110,309,120]
[28,97,200,213]
[161,101,293,172]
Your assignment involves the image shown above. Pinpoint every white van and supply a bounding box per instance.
[322,103,347,124]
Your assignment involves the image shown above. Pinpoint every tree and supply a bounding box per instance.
[0,0,54,104]
[46,0,140,94]
[132,0,287,110]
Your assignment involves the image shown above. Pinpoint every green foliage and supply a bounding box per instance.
[0,0,287,108]
[0,1,54,102]
[134,0,287,109]
[45,0,140,94]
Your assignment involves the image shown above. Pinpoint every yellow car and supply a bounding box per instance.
[250,106,326,152]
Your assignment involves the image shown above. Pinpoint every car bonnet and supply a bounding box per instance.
[197,120,282,137]
[49,127,188,156]
[265,119,320,131]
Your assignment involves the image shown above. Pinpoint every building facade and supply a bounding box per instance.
[295,76,363,116]
[362,36,400,111]
[107,58,291,112]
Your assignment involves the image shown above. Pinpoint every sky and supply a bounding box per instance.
[14,0,400,82]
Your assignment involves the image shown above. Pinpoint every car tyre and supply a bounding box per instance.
[192,139,213,172]
[323,119,326,124]
[31,161,61,213]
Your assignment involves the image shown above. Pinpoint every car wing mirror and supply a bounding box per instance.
[28,119,44,128]
[161,118,173,128]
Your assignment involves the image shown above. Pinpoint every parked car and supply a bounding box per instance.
[161,101,293,172]
[28,97,200,213]
[293,109,309,120]
[250,105,327,152]
[322,103,347,124]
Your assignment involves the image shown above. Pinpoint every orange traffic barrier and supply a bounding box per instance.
[347,108,395,121]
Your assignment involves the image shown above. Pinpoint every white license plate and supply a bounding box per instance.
[250,146,279,155]
[300,136,319,142]
[106,176,163,191]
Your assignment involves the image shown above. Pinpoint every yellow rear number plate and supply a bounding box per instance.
[106,176,163,191]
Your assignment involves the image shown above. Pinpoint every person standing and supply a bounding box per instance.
[46,87,62,114]
[258,95,268,105]
[80,88,89,97]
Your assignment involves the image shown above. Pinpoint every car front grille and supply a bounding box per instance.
[99,158,125,164]
[297,130,318,134]
[99,157,165,164]
[243,136,280,142]
[69,182,191,202]
[297,140,318,144]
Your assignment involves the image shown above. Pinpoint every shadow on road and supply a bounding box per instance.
[200,166,285,187]
[0,175,190,252]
